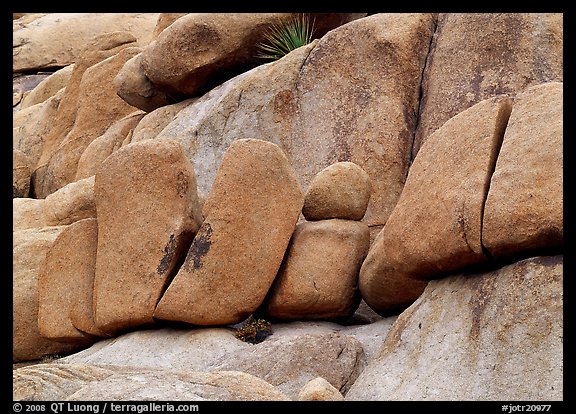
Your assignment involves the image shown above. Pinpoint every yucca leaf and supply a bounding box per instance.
[256,14,315,61]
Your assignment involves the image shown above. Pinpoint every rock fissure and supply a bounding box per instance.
[408,14,439,169]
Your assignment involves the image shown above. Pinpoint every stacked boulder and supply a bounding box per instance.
[154,138,304,326]
[263,162,372,321]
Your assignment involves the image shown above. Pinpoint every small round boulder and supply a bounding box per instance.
[303,162,371,221]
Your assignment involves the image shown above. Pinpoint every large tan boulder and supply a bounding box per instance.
[413,13,563,159]
[302,162,372,221]
[483,82,563,258]
[20,64,74,109]
[13,149,31,198]
[93,139,202,334]
[264,219,370,321]
[13,176,96,231]
[41,46,143,195]
[155,13,435,229]
[75,110,145,180]
[347,255,563,400]
[359,95,512,316]
[37,218,104,341]
[141,13,365,99]
[13,13,160,72]
[13,226,88,362]
[154,139,303,326]
[32,31,139,199]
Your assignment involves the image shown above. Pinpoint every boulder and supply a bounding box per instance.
[13,88,64,172]
[13,149,31,198]
[359,95,512,316]
[154,139,303,326]
[32,31,139,199]
[264,219,370,321]
[413,13,563,159]
[13,13,160,72]
[75,110,145,180]
[20,64,74,109]
[483,82,563,258]
[13,226,89,362]
[302,162,372,221]
[59,319,397,371]
[13,176,96,231]
[37,218,104,340]
[298,377,344,401]
[347,255,563,400]
[41,46,143,195]
[114,51,172,112]
[141,13,365,99]
[93,139,202,334]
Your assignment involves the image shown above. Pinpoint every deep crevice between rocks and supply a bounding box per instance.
[407,14,439,171]
[479,98,513,260]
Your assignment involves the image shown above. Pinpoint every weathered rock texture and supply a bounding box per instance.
[264,219,370,321]
[347,255,563,401]
[360,95,512,315]
[32,31,139,198]
[413,13,563,159]
[154,139,303,325]
[483,82,563,258]
[13,149,31,197]
[302,162,372,221]
[13,176,96,232]
[13,13,160,72]
[93,140,202,334]
[13,226,88,362]
[38,218,103,340]
[14,364,290,401]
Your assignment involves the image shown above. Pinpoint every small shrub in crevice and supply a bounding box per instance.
[234,317,272,344]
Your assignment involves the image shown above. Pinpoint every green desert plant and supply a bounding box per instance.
[256,14,315,61]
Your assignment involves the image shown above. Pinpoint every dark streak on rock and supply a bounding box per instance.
[157,234,177,276]
[183,222,213,271]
